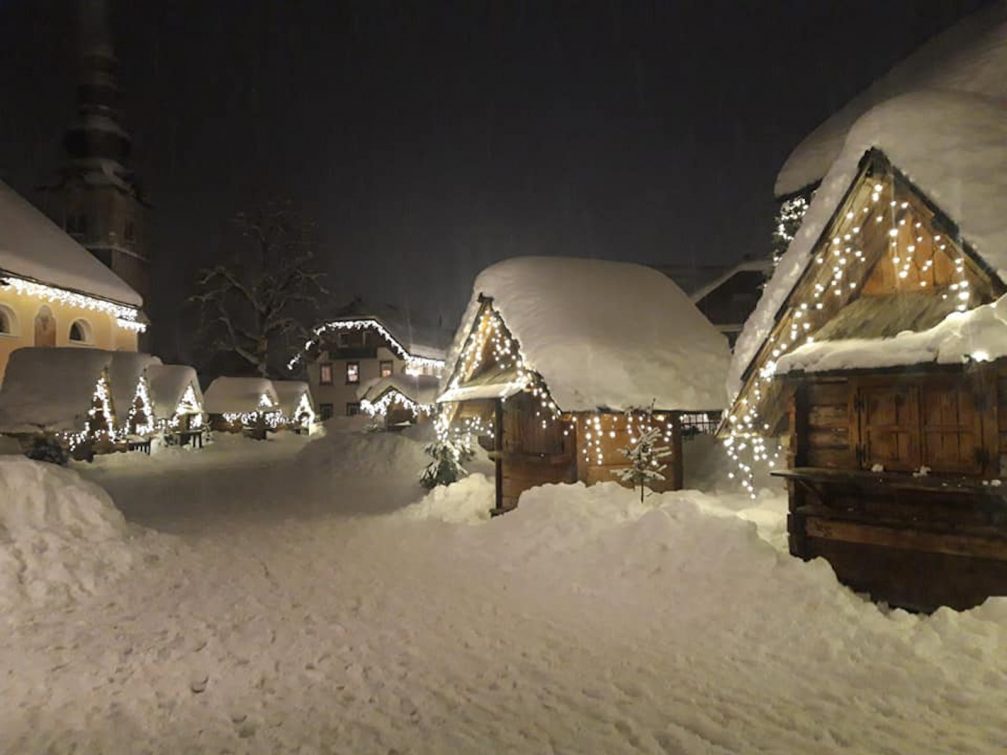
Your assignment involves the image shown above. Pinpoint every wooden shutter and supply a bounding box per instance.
[857,385,920,472]
[920,381,984,474]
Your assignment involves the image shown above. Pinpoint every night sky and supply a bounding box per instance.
[0,0,992,361]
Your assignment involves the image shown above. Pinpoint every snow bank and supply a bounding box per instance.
[402,473,495,523]
[777,291,1007,374]
[732,91,1007,397]
[444,256,730,412]
[776,2,1007,196]
[297,425,429,479]
[0,457,137,610]
[0,179,142,306]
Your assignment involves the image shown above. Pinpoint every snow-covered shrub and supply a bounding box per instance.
[420,438,474,489]
[25,435,70,466]
[615,425,671,502]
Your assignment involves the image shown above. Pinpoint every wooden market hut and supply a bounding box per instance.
[271,380,316,433]
[359,373,439,429]
[204,376,280,437]
[726,92,1007,610]
[148,364,206,446]
[108,352,161,443]
[0,347,119,457]
[438,256,730,515]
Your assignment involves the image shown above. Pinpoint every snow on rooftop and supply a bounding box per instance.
[271,380,313,417]
[776,291,1007,375]
[731,91,1007,398]
[0,180,142,307]
[444,257,730,412]
[776,2,1007,196]
[147,364,203,419]
[203,377,279,415]
[0,348,112,433]
[107,352,161,420]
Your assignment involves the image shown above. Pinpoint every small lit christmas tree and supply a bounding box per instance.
[615,424,672,502]
[420,437,474,489]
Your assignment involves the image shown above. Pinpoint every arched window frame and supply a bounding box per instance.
[0,304,19,337]
[68,318,94,344]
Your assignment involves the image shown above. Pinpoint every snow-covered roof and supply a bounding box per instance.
[776,2,1007,196]
[147,364,203,418]
[359,374,439,405]
[0,180,142,307]
[308,312,449,363]
[0,347,112,433]
[203,377,279,415]
[731,91,1007,398]
[271,380,314,417]
[776,292,1007,374]
[107,352,161,420]
[444,257,731,412]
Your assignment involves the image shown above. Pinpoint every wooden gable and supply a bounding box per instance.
[729,149,1005,437]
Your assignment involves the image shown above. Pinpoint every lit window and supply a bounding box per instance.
[346,362,359,384]
[68,319,92,343]
[319,363,333,385]
[346,402,361,416]
[380,360,393,378]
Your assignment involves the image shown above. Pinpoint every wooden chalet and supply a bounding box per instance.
[439,257,729,514]
[108,352,160,443]
[727,92,1007,610]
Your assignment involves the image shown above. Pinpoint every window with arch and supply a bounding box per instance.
[0,305,17,336]
[68,319,93,344]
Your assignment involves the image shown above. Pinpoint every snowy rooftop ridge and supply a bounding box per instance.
[271,380,314,417]
[730,91,1007,398]
[443,256,730,412]
[776,1,1007,197]
[0,180,142,307]
[204,377,279,415]
[776,292,1007,375]
[359,374,439,406]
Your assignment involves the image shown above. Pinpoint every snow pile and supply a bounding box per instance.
[402,473,495,523]
[776,2,1007,196]
[777,291,1007,373]
[444,256,730,412]
[204,376,279,414]
[0,179,141,305]
[297,425,429,479]
[732,91,1007,396]
[0,457,137,610]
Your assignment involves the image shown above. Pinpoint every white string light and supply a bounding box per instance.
[2,275,145,332]
[289,318,445,374]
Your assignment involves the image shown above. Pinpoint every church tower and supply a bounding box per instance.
[41,0,151,306]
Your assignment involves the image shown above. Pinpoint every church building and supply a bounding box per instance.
[39,0,151,308]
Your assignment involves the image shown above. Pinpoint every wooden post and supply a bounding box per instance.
[492,398,505,514]
[670,412,684,490]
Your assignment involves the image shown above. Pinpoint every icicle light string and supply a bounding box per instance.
[726,172,974,498]
[2,275,146,332]
[288,318,445,375]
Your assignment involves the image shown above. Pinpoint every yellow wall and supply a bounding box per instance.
[0,287,139,384]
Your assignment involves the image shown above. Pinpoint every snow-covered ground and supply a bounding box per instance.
[2,424,1007,753]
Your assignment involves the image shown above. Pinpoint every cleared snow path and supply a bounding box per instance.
[2,430,1007,753]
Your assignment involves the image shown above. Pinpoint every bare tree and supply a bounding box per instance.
[191,201,327,378]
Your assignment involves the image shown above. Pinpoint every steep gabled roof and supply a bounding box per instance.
[443,256,730,412]
[732,91,1007,398]
[776,1,1007,197]
[147,364,203,418]
[0,180,142,307]
[204,377,279,415]
[272,380,314,417]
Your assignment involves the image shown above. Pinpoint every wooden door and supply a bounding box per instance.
[857,385,920,471]
[34,306,56,347]
[920,381,984,474]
